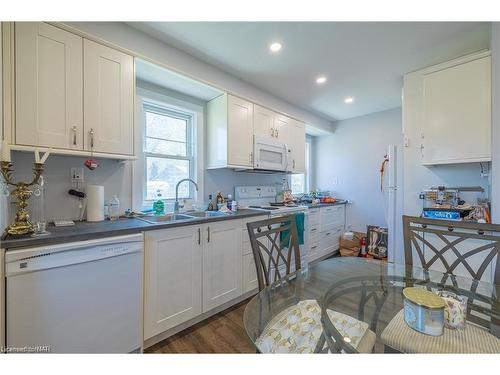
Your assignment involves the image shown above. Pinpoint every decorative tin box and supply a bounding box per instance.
[403,287,445,336]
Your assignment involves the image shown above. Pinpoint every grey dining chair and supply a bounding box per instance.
[247,215,377,354]
[381,215,500,353]
[246,215,301,291]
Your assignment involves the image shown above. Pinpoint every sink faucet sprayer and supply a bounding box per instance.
[174,178,198,214]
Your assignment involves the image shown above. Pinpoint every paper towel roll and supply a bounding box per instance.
[86,185,104,222]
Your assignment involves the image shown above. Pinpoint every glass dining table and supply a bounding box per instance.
[243,257,499,353]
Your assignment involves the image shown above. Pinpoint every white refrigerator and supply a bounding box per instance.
[383,145,404,264]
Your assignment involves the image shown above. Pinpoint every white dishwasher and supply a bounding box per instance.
[5,233,143,353]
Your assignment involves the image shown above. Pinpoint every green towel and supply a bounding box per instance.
[280,212,305,246]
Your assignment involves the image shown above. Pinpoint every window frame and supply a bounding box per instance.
[142,100,195,204]
[290,136,313,195]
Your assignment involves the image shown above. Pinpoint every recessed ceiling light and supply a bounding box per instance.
[344,97,354,104]
[269,42,282,52]
[316,76,327,84]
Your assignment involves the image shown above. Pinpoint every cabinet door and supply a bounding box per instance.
[144,227,202,340]
[289,119,306,173]
[422,56,491,164]
[15,22,83,149]
[202,220,243,312]
[253,104,275,139]
[227,95,254,168]
[273,113,291,144]
[242,253,258,294]
[84,39,134,155]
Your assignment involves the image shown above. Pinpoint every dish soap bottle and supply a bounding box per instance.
[153,190,165,216]
[109,195,120,221]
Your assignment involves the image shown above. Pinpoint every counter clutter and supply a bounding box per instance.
[0,209,269,250]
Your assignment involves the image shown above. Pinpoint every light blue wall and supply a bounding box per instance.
[315,108,403,232]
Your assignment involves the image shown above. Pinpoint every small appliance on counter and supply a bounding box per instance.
[420,186,490,222]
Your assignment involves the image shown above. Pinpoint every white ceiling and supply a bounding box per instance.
[129,22,490,122]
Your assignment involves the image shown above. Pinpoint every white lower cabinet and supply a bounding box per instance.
[242,254,258,294]
[202,220,243,312]
[144,226,202,340]
[308,205,346,262]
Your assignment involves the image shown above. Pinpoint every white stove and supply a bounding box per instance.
[236,185,310,268]
[235,186,308,216]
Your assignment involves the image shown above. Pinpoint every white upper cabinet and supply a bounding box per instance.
[253,104,275,139]
[207,93,254,169]
[288,119,306,173]
[254,104,291,144]
[12,22,134,157]
[15,22,83,149]
[420,55,491,165]
[84,39,134,155]
[273,113,291,144]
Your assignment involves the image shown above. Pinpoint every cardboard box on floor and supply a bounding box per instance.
[339,231,364,257]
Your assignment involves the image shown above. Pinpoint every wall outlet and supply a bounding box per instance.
[71,167,84,182]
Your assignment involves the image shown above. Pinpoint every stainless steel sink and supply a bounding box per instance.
[138,213,194,224]
[185,211,228,218]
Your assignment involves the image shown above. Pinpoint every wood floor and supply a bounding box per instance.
[145,299,256,354]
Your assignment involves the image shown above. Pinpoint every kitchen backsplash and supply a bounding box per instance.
[9,152,132,222]
[3,151,287,224]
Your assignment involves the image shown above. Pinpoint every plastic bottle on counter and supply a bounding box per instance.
[109,195,120,221]
[153,190,165,216]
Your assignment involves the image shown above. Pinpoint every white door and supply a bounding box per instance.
[422,56,491,164]
[84,39,134,155]
[254,105,275,139]
[202,220,243,312]
[144,227,202,340]
[15,22,83,149]
[289,119,306,173]
[273,113,291,144]
[227,95,254,168]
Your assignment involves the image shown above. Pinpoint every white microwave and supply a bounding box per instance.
[253,136,290,171]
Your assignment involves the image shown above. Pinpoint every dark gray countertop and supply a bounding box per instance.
[1,209,268,250]
[303,199,347,209]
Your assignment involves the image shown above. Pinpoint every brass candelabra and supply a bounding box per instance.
[1,160,44,235]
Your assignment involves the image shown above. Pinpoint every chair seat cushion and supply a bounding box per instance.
[381,309,500,353]
[255,299,375,353]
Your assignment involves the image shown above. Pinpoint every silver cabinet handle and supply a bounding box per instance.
[89,128,95,149]
[249,152,253,164]
[271,128,275,137]
[310,228,317,232]
[311,245,318,249]
[207,226,211,243]
[326,232,331,236]
[276,129,279,138]
[72,125,77,146]
[293,160,296,169]
[198,228,201,245]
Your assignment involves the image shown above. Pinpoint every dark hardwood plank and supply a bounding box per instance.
[145,299,256,354]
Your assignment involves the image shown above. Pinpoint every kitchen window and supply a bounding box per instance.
[143,103,195,201]
[290,137,312,194]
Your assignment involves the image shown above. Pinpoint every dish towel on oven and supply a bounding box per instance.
[280,212,305,245]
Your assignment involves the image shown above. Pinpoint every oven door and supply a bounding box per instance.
[253,136,289,171]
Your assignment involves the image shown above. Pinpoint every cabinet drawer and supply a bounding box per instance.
[320,205,345,231]
[308,209,320,225]
[320,225,343,251]
[308,225,320,243]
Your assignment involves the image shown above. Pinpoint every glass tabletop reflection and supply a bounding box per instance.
[243,257,499,353]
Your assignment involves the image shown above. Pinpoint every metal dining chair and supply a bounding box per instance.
[381,215,500,353]
[246,215,377,353]
[246,215,301,291]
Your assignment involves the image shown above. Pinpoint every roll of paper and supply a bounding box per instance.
[86,185,104,222]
